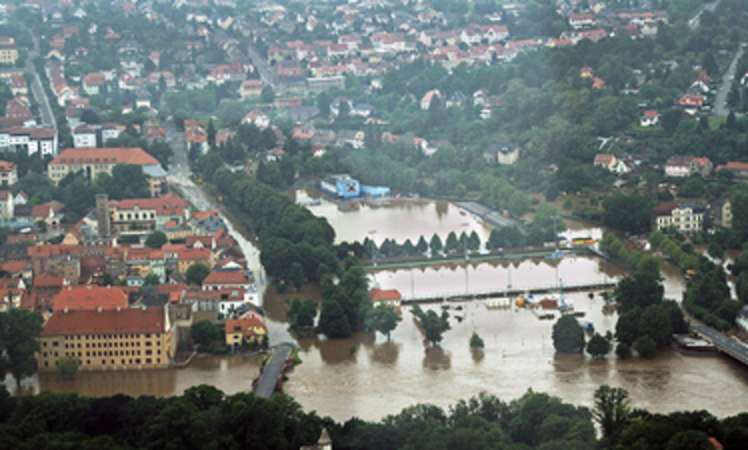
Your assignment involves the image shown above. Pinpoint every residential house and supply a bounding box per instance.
[0,127,58,156]
[420,89,441,110]
[82,72,107,96]
[37,306,175,371]
[0,190,12,221]
[73,124,98,148]
[737,306,748,333]
[715,198,732,229]
[593,153,630,174]
[677,94,705,115]
[241,111,270,129]
[0,37,18,65]
[664,156,712,177]
[239,79,263,98]
[0,160,17,186]
[640,110,660,127]
[225,311,267,349]
[716,161,748,177]
[654,202,704,233]
[485,142,520,166]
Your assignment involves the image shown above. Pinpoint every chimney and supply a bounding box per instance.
[63,307,69,314]
[97,306,103,313]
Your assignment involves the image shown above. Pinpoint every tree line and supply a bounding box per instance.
[1,383,747,449]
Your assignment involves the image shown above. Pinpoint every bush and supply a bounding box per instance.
[633,336,657,358]
[615,342,631,359]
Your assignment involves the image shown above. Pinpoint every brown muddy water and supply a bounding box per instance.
[14,199,748,421]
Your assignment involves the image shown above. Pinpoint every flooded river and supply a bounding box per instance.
[16,196,748,421]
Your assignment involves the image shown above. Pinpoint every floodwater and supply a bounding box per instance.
[16,198,748,422]
[296,190,492,245]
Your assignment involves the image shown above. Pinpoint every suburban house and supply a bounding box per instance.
[677,94,705,115]
[0,160,17,186]
[0,37,18,65]
[420,89,441,110]
[109,194,190,236]
[225,311,267,350]
[484,142,520,165]
[654,202,704,233]
[241,110,270,129]
[37,305,176,371]
[0,127,58,156]
[239,79,263,98]
[737,306,748,333]
[715,198,732,229]
[640,110,660,127]
[0,190,13,221]
[593,153,630,174]
[664,156,712,177]
[716,161,748,177]
[72,125,98,148]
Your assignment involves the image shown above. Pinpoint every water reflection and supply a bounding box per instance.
[423,347,451,371]
[369,341,401,366]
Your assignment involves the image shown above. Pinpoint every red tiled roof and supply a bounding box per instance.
[112,193,188,216]
[182,287,245,301]
[50,148,159,166]
[52,285,128,312]
[721,161,748,172]
[31,201,64,219]
[0,260,27,274]
[225,312,266,336]
[41,307,165,336]
[370,288,402,302]
[28,244,81,259]
[203,269,249,285]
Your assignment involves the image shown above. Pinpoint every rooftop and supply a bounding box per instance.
[41,306,166,336]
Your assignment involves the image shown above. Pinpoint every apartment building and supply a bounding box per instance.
[47,147,161,185]
[38,306,175,371]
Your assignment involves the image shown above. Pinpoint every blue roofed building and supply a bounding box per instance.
[321,174,360,199]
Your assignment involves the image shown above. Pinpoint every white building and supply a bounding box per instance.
[0,127,58,156]
[73,125,98,148]
[654,203,704,233]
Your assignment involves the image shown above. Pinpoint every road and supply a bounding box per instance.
[253,343,294,398]
[26,34,56,128]
[164,121,268,305]
[246,41,284,93]
[713,46,744,117]
[691,322,748,366]
[688,0,721,29]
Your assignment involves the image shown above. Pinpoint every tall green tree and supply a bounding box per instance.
[552,315,584,353]
[0,309,43,388]
[592,385,631,440]
[365,303,401,341]
[318,299,352,339]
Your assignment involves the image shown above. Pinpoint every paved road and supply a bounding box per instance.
[692,322,748,366]
[246,41,284,93]
[27,34,56,128]
[253,343,293,398]
[713,46,745,117]
[689,0,721,29]
[164,120,268,305]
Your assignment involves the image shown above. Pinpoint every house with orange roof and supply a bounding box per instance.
[109,193,190,236]
[225,311,267,349]
[370,288,402,307]
[0,160,16,187]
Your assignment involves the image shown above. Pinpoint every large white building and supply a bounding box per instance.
[654,203,704,233]
[0,127,58,156]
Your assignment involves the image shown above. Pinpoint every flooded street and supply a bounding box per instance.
[21,196,748,421]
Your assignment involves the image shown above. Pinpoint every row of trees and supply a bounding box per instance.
[2,382,746,449]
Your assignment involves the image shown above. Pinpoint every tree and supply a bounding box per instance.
[0,309,43,388]
[207,119,216,150]
[318,299,353,339]
[191,320,223,348]
[55,356,81,380]
[145,231,167,249]
[185,263,210,286]
[633,335,657,358]
[552,315,584,353]
[429,234,443,255]
[469,332,485,350]
[144,273,161,286]
[260,86,275,103]
[602,193,651,234]
[592,385,631,440]
[365,303,401,341]
[586,333,610,359]
[288,262,306,291]
[287,299,317,330]
[445,231,459,253]
[414,308,450,347]
[665,430,712,450]
[638,304,672,349]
